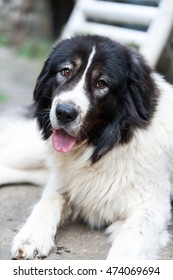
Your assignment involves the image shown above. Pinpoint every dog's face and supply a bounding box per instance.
[33,35,158,162]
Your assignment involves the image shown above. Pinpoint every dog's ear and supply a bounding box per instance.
[33,57,50,102]
[91,121,121,163]
[125,49,158,128]
[91,48,158,163]
[32,56,53,139]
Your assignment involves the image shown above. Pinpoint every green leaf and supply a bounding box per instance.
[0,93,7,103]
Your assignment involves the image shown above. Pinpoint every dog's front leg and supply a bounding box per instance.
[106,202,170,260]
[11,174,66,260]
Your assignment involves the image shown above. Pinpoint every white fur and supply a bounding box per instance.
[0,117,48,186]
[9,73,173,259]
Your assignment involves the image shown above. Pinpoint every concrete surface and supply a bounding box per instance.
[0,46,173,260]
[0,185,109,260]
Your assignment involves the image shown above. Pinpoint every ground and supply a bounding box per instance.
[0,46,172,260]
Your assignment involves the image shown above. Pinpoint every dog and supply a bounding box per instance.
[11,35,173,259]
[0,112,48,187]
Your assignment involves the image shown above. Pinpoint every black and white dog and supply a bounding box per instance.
[11,35,173,259]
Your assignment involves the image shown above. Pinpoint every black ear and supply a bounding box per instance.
[125,49,158,128]
[33,57,50,102]
[90,48,158,163]
[32,56,53,139]
[91,121,121,163]
[33,38,69,102]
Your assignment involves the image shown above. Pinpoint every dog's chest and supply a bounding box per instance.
[58,147,136,227]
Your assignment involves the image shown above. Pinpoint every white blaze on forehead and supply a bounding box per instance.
[80,46,96,85]
[51,46,96,118]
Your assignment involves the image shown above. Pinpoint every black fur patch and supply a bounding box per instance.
[33,35,158,163]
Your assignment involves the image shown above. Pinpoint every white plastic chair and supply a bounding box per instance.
[62,0,173,68]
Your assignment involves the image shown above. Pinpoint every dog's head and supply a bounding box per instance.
[33,35,158,162]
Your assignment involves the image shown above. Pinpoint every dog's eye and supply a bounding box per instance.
[61,68,71,78]
[96,80,107,89]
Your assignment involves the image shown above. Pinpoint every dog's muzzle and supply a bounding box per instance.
[50,102,82,153]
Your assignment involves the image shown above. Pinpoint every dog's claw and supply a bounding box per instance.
[12,249,27,260]
[12,248,40,260]
[33,249,39,259]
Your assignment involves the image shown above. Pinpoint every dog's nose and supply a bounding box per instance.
[56,103,79,123]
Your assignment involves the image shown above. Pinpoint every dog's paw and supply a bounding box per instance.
[11,227,55,260]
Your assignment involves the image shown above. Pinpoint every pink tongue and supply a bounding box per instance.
[52,129,76,153]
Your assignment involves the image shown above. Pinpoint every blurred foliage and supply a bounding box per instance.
[128,42,139,49]
[16,39,53,59]
[0,34,53,59]
[0,92,7,103]
[0,34,10,47]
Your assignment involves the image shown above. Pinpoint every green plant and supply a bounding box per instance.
[0,34,10,47]
[0,93,7,103]
[128,42,139,49]
[17,39,53,59]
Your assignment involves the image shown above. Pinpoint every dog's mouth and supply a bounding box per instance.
[52,129,77,153]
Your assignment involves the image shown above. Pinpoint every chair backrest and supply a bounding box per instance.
[62,0,173,68]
